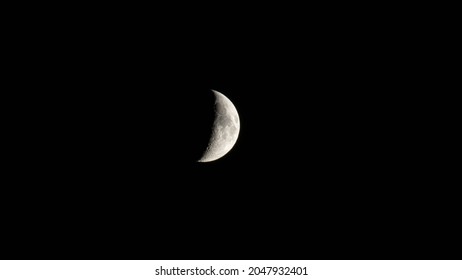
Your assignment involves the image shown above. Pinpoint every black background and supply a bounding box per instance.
[2,4,459,260]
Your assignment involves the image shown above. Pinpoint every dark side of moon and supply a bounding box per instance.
[155,89,240,163]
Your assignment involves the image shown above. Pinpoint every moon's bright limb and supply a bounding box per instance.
[198,90,240,162]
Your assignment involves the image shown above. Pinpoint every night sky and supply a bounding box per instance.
[3,7,458,260]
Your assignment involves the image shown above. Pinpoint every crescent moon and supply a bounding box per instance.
[197,90,240,162]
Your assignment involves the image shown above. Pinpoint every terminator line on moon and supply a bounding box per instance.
[197,90,240,162]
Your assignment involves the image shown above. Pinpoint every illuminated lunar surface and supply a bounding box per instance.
[197,90,240,162]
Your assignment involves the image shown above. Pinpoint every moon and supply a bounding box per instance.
[197,90,240,162]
